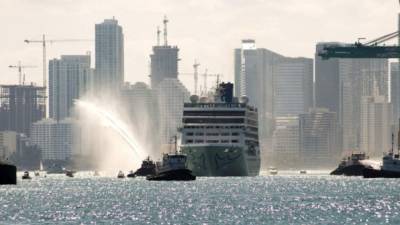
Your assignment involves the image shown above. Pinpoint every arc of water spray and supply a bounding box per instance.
[75,100,146,160]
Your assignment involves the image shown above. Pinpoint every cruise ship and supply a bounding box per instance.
[180,82,261,176]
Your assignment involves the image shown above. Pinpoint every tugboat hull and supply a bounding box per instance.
[146,169,196,181]
[363,167,400,178]
[330,164,367,176]
[0,164,16,185]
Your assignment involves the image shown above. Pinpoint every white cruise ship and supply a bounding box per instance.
[180,82,260,176]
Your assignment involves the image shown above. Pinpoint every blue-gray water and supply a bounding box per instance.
[1,172,400,224]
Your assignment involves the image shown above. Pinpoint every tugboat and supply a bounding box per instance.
[363,132,400,178]
[65,170,74,177]
[269,167,278,175]
[22,171,31,180]
[134,157,156,176]
[330,152,369,176]
[147,136,196,181]
[127,170,136,178]
[299,170,307,174]
[117,171,125,178]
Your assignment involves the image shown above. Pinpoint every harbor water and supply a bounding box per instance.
[1,172,400,224]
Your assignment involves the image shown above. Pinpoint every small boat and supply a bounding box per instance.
[134,156,156,176]
[65,170,74,177]
[117,171,125,178]
[22,171,31,180]
[269,167,278,175]
[34,171,40,177]
[93,171,100,176]
[147,136,196,181]
[127,170,136,178]
[299,170,307,174]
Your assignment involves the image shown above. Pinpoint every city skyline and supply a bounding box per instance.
[0,0,398,92]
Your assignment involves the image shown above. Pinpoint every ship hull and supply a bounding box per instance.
[181,145,260,176]
[146,169,196,181]
[330,164,367,176]
[363,167,400,178]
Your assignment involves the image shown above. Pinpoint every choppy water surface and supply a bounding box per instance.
[1,172,400,224]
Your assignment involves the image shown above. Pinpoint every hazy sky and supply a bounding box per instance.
[1,0,398,92]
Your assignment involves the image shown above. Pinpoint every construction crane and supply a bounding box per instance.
[318,30,400,59]
[24,34,92,87]
[202,69,222,94]
[8,61,36,85]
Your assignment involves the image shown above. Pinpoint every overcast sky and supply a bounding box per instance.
[1,0,398,92]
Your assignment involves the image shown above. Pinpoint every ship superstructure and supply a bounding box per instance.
[180,82,260,176]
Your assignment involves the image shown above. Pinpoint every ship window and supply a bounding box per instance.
[206,140,219,143]
[195,133,204,136]
[195,140,204,143]
[221,140,229,143]
[187,132,194,136]
[231,140,239,143]
[221,133,229,136]
[206,133,219,136]
[186,140,193,143]
[232,132,239,136]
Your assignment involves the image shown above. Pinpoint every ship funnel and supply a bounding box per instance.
[190,95,199,103]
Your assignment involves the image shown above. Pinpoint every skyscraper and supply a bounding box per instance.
[95,18,124,92]
[150,17,179,89]
[274,57,313,116]
[49,55,91,121]
[272,116,300,168]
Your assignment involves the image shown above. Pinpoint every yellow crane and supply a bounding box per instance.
[8,61,37,85]
[24,34,92,87]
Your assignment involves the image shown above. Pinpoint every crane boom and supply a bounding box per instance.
[24,34,92,87]
[8,61,36,85]
[319,31,400,59]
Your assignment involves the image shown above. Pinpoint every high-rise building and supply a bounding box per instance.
[274,57,313,116]
[150,18,179,89]
[360,95,392,157]
[315,42,388,152]
[0,85,46,136]
[95,18,124,92]
[272,116,300,168]
[391,62,400,122]
[234,40,283,164]
[299,108,340,168]
[30,118,76,162]
[155,78,190,150]
[49,55,91,121]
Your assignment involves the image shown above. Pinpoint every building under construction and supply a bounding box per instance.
[0,84,46,136]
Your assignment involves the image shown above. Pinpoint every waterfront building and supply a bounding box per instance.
[391,62,400,122]
[0,131,17,160]
[95,18,124,92]
[272,116,300,168]
[299,108,340,168]
[49,55,91,121]
[360,95,392,157]
[30,118,76,162]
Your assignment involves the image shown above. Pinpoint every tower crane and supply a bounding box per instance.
[24,34,92,87]
[8,61,36,85]
[202,69,221,94]
[318,30,400,59]
[179,64,221,95]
